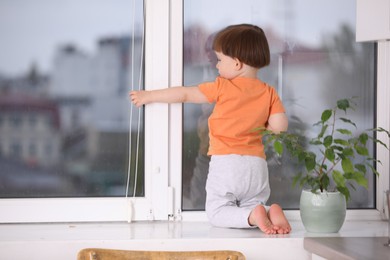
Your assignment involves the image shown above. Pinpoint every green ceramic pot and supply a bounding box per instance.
[300,190,346,233]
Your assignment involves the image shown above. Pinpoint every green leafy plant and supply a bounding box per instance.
[259,98,390,201]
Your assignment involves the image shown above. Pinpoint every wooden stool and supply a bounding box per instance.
[77,248,246,260]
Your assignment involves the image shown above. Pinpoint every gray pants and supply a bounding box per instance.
[205,154,270,228]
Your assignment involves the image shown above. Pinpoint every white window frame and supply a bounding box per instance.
[168,0,390,222]
[376,41,390,219]
[0,0,171,223]
[0,0,388,224]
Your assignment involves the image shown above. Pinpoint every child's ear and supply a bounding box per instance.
[234,58,243,70]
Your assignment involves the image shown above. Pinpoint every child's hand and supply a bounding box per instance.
[129,90,149,107]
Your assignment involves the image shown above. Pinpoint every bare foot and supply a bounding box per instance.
[268,204,291,234]
[248,205,279,234]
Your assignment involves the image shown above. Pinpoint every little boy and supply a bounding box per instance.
[130,24,291,234]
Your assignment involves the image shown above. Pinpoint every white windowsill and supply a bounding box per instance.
[0,219,388,260]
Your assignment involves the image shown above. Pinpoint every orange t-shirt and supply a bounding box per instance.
[198,77,285,159]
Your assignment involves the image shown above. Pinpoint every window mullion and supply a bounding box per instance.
[168,0,184,220]
[144,0,171,220]
[376,41,390,216]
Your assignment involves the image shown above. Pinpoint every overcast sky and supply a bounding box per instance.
[185,0,355,46]
[0,0,355,76]
[0,0,140,76]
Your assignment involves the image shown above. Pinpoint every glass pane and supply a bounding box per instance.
[0,0,144,198]
[183,0,375,210]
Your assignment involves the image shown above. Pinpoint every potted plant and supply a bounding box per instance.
[260,98,390,233]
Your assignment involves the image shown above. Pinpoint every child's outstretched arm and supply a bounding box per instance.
[267,113,288,134]
[129,86,208,107]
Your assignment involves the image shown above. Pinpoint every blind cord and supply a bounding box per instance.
[126,0,144,199]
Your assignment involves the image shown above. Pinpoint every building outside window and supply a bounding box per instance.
[0,0,144,200]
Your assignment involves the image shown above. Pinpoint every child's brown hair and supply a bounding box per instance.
[212,24,270,69]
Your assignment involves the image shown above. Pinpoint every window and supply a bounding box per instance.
[0,0,163,222]
[28,114,37,129]
[28,143,36,157]
[0,0,144,198]
[0,0,388,223]
[182,0,378,211]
